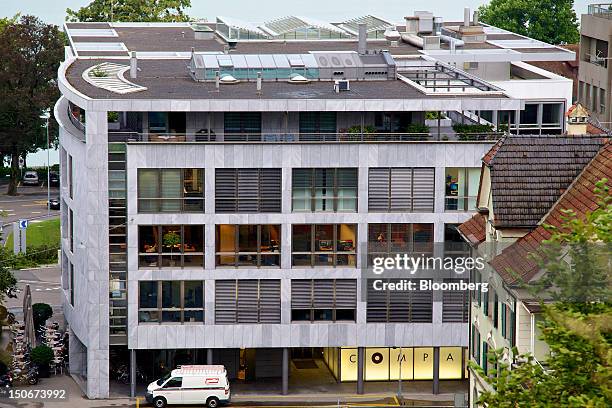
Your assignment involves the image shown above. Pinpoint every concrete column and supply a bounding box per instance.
[130,349,136,398]
[207,348,214,365]
[357,347,364,394]
[282,347,289,395]
[433,347,440,395]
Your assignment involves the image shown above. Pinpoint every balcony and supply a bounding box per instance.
[445,195,478,211]
[109,131,504,143]
[588,3,612,18]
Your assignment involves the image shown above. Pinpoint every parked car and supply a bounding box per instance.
[22,171,39,186]
[146,365,230,408]
[48,197,60,210]
[49,172,60,187]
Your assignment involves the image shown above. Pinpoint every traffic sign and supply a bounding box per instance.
[18,219,28,230]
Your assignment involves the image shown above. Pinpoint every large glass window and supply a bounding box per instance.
[292,168,357,212]
[541,104,562,128]
[215,225,281,267]
[224,113,261,141]
[367,224,433,265]
[444,168,480,211]
[299,112,337,141]
[138,169,204,212]
[291,279,357,322]
[138,281,204,323]
[292,224,357,267]
[138,225,204,268]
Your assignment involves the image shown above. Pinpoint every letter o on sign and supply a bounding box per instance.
[371,352,384,364]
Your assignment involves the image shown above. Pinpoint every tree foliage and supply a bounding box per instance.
[0,16,64,195]
[67,0,192,22]
[478,0,580,44]
[473,180,612,407]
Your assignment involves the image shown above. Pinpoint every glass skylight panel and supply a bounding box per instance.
[218,56,234,67]
[68,28,118,37]
[288,55,305,67]
[202,54,219,68]
[245,55,263,68]
[301,54,318,68]
[232,55,248,69]
[259,54,276,68]
[74,42,127,52]
[488,39,555,49]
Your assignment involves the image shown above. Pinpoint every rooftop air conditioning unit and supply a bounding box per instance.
[334,79,350,92]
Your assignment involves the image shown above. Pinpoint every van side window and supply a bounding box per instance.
[163,377,183,388]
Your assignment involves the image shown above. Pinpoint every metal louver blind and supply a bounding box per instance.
[442,279,469,323]
[334,280,357,308]
[412,168,435,212]
[215,169,237,213]
[390,168,413,211]
[215,280,237,324]
[259,169,282,212]
[237,280,259,323]
[291,280,312,309]
[313,280,334,308]
[292,169,312,189]
[366,279,388,322]
[388,279,411,322]
[259,280,281,323]
[337,168,358,188]
[368,168,390,211]
[237,169,259,212]
[410,281,433,322]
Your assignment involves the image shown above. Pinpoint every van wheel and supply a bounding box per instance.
[153,397,167,408]
[206,397,219,408]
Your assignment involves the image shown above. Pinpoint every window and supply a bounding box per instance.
[215,225,281,267]
[366,279,432,322]
[520,104,538,127]
[215,168,281,213]
[69,209,74,253]
[69,262,74,306]
[224,112,261,141]
[215,280,281,324]
[68,154,73,199]
[493,293,499,328]
[368,168,435,212]
[292,168,357,212]
[541,104,562,128]
[291,279,356,322]
[148,112,167,132]
[444,224,470,256]
[138,225,204,268]
[442,279,469,323]
[138,281,204,323]
[299,112,337,141]
[164,377,183,388]
[292,224,357,267]
[601,89,606,114]
[445,168,480,211]
[138,169,204,212]
[367,224,434,265]
[592,86,599,112]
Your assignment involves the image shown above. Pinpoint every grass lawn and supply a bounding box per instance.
[4,218,60,249]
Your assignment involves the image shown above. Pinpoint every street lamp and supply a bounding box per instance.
[393,346,403,400]
[40,109,51,217]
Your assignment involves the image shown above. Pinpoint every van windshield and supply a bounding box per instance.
[156,372,172,386]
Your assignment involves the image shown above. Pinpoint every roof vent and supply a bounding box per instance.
[219,73,240,84]
[288,73,310,84]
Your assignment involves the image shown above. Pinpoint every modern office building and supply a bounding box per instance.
[458,136,611,407]
[577,3,612,127]
[55,10,575,398]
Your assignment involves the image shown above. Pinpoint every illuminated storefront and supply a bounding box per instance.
[324,347,467,382]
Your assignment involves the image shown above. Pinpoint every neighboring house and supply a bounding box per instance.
[56,10,576,398]
[566,102,612,135]
[458,136,611,407]
[577,3,612,127]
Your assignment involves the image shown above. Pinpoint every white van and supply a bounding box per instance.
[146,365,230,408]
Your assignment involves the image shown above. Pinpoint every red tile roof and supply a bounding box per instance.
[490,142,612,284]
[458,213,487,246]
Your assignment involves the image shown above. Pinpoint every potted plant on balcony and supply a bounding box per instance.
[163,230,181,267]
[31,345,54,378]
[107,111,120,130]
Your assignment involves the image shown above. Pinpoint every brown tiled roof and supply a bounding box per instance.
[458,213,487,246]
[485,136,606,228]
[490,142,612,284]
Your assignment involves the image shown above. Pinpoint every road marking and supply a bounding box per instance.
[31,211,41,214]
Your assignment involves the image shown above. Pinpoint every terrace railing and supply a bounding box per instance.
[588,3,612,18]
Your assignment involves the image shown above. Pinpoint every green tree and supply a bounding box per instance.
[472,180,612,407]
[478,0,580,45]
[67,0,192,22]
[0,16,64,195]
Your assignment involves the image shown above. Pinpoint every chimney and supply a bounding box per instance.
[358,23,367,54]
[130,51,138,79]
[464,7,471,27]
[473,11,479,26]
[215,71,220,91]
[256,72,262,94]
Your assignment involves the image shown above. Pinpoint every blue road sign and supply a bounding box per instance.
[18,219,28,230]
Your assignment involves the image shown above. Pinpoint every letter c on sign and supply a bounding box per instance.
[349,353,356,363]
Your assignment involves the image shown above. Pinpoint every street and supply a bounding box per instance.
[0,182,60,226]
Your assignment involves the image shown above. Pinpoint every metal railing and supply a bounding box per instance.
[109,131,504,143]
[67,105,86,133]
[588,3,612,18]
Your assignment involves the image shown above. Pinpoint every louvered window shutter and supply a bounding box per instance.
[215,169,237,213]
[412,168,435,212]
[215,280,237,324]
[390,168,412,211]
[237,169,259,212]
[259,280,281,323]
[442,279,468,322]
[236,280,259,323]
[334,280,357,309]
[388,279,411,322]
[259,169,282,212]
[368,168,390,211]
[366,279,388,322]
[313,280,334,309]
[291,280,312,310]
[410,281,433,322]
